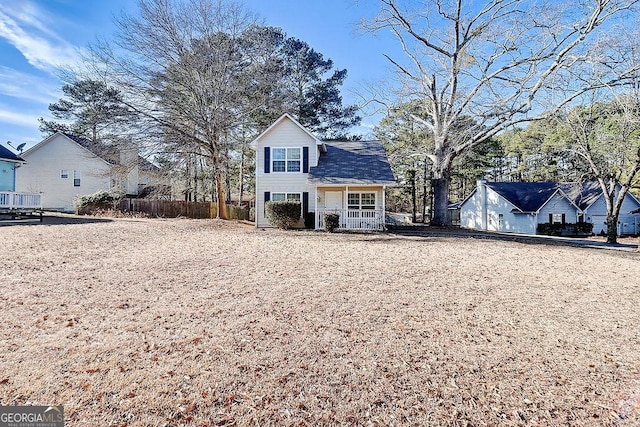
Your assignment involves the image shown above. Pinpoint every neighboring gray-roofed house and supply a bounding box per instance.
[0,144,25,164]
[251,113,396,230]
[481,182,559,213]
[460,180,640,235]
[560,181,640,235]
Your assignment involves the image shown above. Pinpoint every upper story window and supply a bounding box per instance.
[272,147,301,172]
[73,170,81,187]
[60,169,68,179]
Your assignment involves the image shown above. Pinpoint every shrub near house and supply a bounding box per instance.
[536,221,594,237]
[265,201,302,229]
[75,191,122,214]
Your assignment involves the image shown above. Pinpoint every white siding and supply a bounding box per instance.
[585,192,640,235]
[538,192,578,225]
[254,117,320,227]
[461,187,537,234]
[16,134,112,211]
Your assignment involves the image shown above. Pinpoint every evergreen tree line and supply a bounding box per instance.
[377,97,640,223]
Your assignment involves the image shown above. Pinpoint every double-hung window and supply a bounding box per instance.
[272,148,301,172]
[549,213,565,224]
[73,170,81,187]
[60,169,69,179]
[272,192,301,203]
[348,193,376,210]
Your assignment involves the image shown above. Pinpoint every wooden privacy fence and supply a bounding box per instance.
[119,198,249,220]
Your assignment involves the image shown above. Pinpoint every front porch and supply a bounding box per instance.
[314,185,387,231]
[317,208,385,230]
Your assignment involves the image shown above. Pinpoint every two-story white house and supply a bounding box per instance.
[16,132,165,212]
[252,113,396,230]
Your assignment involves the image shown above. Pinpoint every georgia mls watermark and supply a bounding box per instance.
[0,406,64,427]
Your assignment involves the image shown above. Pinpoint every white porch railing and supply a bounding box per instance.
[318,208,384,231]
[0,192,42,211]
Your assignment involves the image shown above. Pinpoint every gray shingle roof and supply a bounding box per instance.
[308,140,396,185]
[559,181,602,210]
[483,181,633,212]
[0,145,25,163]
[485,182,559,212]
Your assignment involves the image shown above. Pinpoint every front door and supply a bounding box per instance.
[325,191,342,211]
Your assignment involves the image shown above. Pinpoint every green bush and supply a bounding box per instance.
[75,191,122,214]
[324,213,340,232]
[265,201,301,229]
[536,221,594,236]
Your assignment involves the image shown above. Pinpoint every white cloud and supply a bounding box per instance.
[0,2,83,73]
[0,66,60,104]
[0,108,40,128]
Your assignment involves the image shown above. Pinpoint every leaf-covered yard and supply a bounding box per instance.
[1,218,639,426]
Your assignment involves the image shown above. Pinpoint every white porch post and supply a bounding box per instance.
[314,186,319,230]
[382,185,386,230]
[345,185,349,229]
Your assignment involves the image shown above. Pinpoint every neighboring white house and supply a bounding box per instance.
[251,113,396,230]
[16,132,164,212]
[561,181,640,235]
[460,180,640,235]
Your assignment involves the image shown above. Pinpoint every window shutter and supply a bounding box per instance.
[302,192,309,216]
[264,191,270,216]
[264,147,270,173]
[303,147,309,173]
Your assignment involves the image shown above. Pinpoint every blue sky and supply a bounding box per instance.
[0,0,398,150]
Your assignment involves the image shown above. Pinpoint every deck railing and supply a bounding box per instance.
[0,192,42,211]
[318,208,384,231]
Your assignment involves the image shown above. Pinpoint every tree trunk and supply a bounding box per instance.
[193,154,198,202]
[225,146,231,204]
[238,148,245,208]
[408,169,417,223]
[185,155,191,202]
[431,175,450,226]
[422,159,428,223]
[430,149,452,226]
[213,149,228,220]
[606,215,618,244]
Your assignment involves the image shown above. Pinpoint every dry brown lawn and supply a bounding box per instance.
[1,217,639,426]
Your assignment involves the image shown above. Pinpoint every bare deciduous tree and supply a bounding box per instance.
[365,0,639,225]
[560,93,640,244]
[87,0,274,219]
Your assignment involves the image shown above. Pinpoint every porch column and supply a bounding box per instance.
[382,185,386,230]
[345,185,349,229]
[314,186,319,230]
